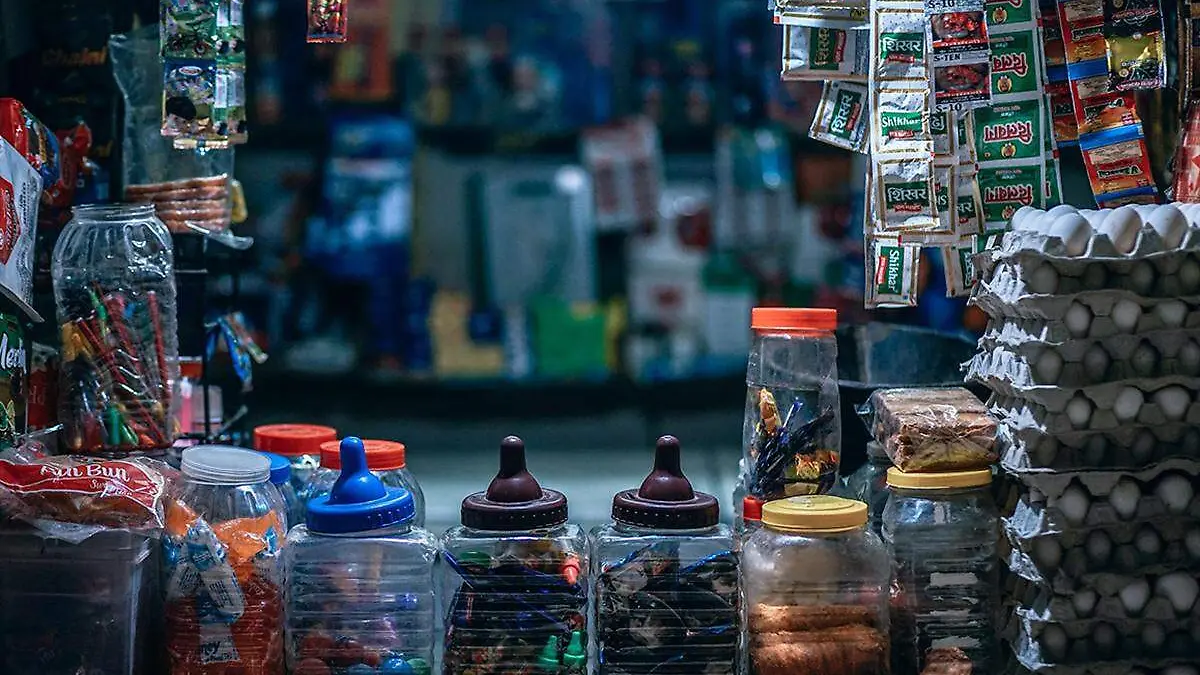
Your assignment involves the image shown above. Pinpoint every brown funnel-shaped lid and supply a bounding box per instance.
[461,436,568,530]
[612,436,719,529]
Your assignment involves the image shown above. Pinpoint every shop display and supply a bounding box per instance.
[52,204,179,454]
[307,438,425,528]
[742,496,890,675]
[441,436,588,674]
[285,437,437,675]
[253,423,337,506]
[590,436,738,675]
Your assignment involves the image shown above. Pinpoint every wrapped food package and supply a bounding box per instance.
[869,387,999,471]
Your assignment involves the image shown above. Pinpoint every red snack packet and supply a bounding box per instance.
[0,454,173,530]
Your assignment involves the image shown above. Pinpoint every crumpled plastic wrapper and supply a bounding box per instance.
[866,387,998,472]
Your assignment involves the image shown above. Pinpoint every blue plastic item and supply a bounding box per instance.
[306,437,415,534]
[262,452,292,486]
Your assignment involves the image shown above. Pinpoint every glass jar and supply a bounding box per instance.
[743,496,889,675]
[285,438,438,675]
[253,423,336,504]
[308,439,425,527]
[590,436,738,675]
[262,452,301,531]
[883,467,999,674]
[52,204,179,454]
[742,308,840,500]
[162,446,286,675]
[441,436,588,674]
[842,442,893,536]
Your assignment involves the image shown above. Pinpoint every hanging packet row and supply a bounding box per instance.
[161,0,247,149]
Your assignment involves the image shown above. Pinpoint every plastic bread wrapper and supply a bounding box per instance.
[1005,608,1200,672]
[1002,558,1200,622]
[809,81,869,152]
[775,4,869,29]
[782,25,869,81]
[0,449,176,543]
[986,386,1200,435]
[997,419,1200,473]
[863,387,998,471]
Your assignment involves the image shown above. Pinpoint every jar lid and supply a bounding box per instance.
[253,424,337,457]
[320,439,406,471]
[179,357,203,380]
[461,436,568,531]
[182,445,270,485]
[611,436,719,530]
[742,495,764,522]
[751,307,837,333]
[307,437,415,534]
[887,467,993,490]
[261,452,292,486]
[761,495,867,533]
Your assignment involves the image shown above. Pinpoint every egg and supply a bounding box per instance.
[1180,340,1200,376]
[1131,341,1160,377]
[1092,622,1118,658]
[1033,537,1062,568]
[1011,206,1042,230]
[1081,263,1108,290]
[1083,434,1109,466]
[1065,302,1093,337]
[1112,298,1143,332]
[1114,386,1145,422]
[1041,624,1069,661]
[1142,623,1167,652]
[1066,395,1094,429]
[1155,572,1200,614]
[1073,588,1098,616]
[1131,429,1157,464]
[1154,385,1192,421]
[1186,527,1200,560]
[1102,206,1143,253]
[1049,213,1092,256]
[1059,482,1091,523]
[1180,257,1200,294]
[1085,529,1113,564]
[1155,472,1195,513]
[1085,209,1112,227]
[1149,205,1189,247]
[1155,299,1188,328]
[1082,344,1111,382]
[1028,263,1060,294]
[1128,260,1157,295]
[1045,204,1078,220]
[1109,477,1142,519]
[1035,349,1064,383]
[1135,526,1163,557]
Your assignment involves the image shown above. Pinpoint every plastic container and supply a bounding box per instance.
[162,446,286,675]
[0,527,158,675]
[253,423,336,503]
[441,436,588,673]
[883,467,1000,674]
[742,308,841,501]
[52,203,179,454]
[263,452,301,531]
[285,437,438,675]
[307,438,425,527]
[842,442,892,535]
[743,496,889,675]
[590,436,738,674]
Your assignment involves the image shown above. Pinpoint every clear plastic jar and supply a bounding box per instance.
[742,308,841,500]
[743,496,889,675]
[285,437,438,675]
[883,467,1000,674]
[590,436,738,674]
[262,452,301,531]
[441,436,588,674]
[53,203,179,454]
[253,423,336,504]
[162,446,286,675]
[842,442,892,536]
[308,439,425,527]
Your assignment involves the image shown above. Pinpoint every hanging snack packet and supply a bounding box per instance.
[1058,0,1108,64]
[1082,130,1157,198]
[866,235,921,307]
[1040,1,1067,68]
[874,157,939,231]
[874,82,933,154]
[1106,29,1166,91]
[932,110,955,157]
[308,0,349,43]
[928,2,993,110]
[956,168,985,235]
[942,236,978,297]
[974,99,1043,161]
[978,163,1042,226]
[955,111,977,163]
[874,7,931,81]
[1045,75,1079,144]
[782,25,870,80]
[989,30,1041,97]
[1069,61,1140,135]
[776,5,870,29]
[161,0,219,61]
[810,81,870,152]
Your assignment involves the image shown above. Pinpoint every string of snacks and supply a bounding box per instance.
[1173,0,1200,200]
[160,0,248,150]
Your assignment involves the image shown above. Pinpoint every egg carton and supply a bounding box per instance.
[980,229,1200,279]
[970,330,1200,389]
[972,263,1200,320]
[1005,608,1200,672]
[1004,569,1200,624]
[983,312,1200,350]
[988,393,1200,435]
[1004,662,1198,675]
[999,477,1200,538]
[999,422,1200,474]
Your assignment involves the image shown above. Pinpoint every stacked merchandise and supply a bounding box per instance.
[967,203,1200,673]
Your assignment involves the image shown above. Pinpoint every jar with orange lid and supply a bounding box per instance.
[883,467,999,675]
[305,438,425,527]
[742,496,889,675]
[253,423,337,503]
[742,307,841,502]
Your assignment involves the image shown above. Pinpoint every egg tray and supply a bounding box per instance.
[1000,481,1200,541]
[1004,662,1198,675]
[978,224,1200,277]
[987,393,1200,436]
[970,330,1200,389]
[999,422,1200,474]
[1004,608,1200,672]
[1005,457,1200,501]
[972,263,1200,321]
[983,313,1200,351]
[1004,569,1200,624]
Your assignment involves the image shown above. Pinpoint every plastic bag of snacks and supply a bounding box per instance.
[863,387,998,472]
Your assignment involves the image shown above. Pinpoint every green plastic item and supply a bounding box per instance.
[562,630,586,669]
[406,657,431,675]
[537,635,562,672]
[459,549,492,567]
[105,407,122,447]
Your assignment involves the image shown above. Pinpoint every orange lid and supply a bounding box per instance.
[743,495,764,522]
[253,424,337,457]
[320,439,406,470]
[751,307,838,333]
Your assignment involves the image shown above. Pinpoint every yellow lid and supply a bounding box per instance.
[761,496,868,533]
[886,467,993,490]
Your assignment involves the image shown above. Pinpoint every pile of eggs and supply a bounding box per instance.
[1030,521,1200,576]
[1012,203,1197,256]
[1029,427,1200,469]
[1037,615,1200,665]
[1049,471,1198,526]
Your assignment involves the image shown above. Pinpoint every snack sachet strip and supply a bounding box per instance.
[782,25,870,80]
[1103,0,1166,91]
[810,81,871,152]
[927,0,993,111]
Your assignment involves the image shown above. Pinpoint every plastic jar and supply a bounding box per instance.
[742,308,840,501]
[308,439,425,527]
[285,437,438,675]
[883,467,1000,674]
[262,452,301,531]
[53,203,179,454]
[163,446,286,675]
[441,436,588,674]
[253,423,336,502]
[590,436,738,674]
[842,442,892,535]
[743,496,889,675]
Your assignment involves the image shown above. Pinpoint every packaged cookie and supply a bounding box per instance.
[866,387,998,471]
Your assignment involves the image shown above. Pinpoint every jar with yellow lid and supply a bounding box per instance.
[742,495,889,675]
[883,467,999,675]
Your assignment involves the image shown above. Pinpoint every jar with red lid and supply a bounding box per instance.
[253,423,336,504]
[305,438,425,527]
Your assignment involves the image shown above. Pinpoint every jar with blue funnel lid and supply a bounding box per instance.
[262,452,302,530]
[285,437,438,674]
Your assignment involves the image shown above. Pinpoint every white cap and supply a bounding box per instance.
[182,445,271,485]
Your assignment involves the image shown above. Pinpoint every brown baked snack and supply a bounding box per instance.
[751,624,888,675]
[869,387,997,471]
[751,602,879,632]
[921,647,973,675]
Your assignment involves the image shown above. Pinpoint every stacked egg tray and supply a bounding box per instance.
[967,203,1200,674]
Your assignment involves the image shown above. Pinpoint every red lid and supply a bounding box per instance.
[179,357,203,379]
[320,439,406,470]
[751,307,837,333]
[253,424,337,457]
[743,495,764,522]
